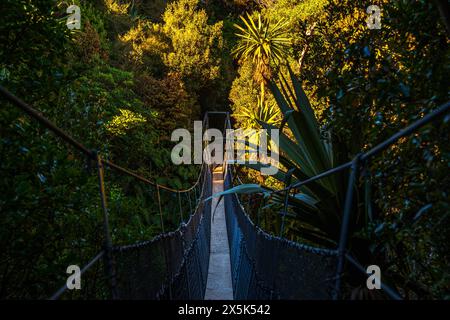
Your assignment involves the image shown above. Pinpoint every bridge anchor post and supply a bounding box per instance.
[95,151,119,300]
[333,154,362,300]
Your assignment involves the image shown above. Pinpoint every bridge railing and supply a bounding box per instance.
[222,101,449,300]
[0,85,212,299]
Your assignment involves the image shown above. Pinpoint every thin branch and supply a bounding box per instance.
[298,22,317,75]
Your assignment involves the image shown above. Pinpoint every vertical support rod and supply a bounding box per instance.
[279,187,291,238]
[256,196,262,227]
[181,231,191,299]
[279,168,295,238]
[178,191,184,222]
[363,162,374,222]
[156,185,171,298]
[157,185,165,233]
[333,154,361,300]
[187,191,193,215]
[194,185,198,204]
[95,151,118,299]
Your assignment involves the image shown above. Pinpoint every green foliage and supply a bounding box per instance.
[134,72,197,133]
[105,108,147,135]
[233,84,281,131]
[134,0,174,22]
[302,0,449,298]
[229,59,260,121]
[162,0,224,91]
[0,0,71,95]
[116,0,227,107]
[117,20,169,74]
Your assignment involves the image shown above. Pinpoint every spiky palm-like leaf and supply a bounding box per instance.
[233,13,291,82]
[234,84,282,130]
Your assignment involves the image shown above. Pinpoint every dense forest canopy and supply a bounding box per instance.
[0,0,449,299]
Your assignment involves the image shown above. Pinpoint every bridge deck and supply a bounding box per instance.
[204,166,234,300]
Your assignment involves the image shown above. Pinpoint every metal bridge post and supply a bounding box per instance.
[333,154,362,300]
[178,191,184,223]
[256,197,263,227]
[279,168,295,238]
[187,191,193,215]
[180,228,192,300]
[157,185,165,233]
[156,184,173,299]
[95,151,119,300]
[194,185,198,205]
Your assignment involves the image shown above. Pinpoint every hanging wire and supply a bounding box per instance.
[187,191,193,216]
[178,191,183,223]
[157,185,165,233]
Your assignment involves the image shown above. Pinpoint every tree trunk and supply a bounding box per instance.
[298,22,317,75]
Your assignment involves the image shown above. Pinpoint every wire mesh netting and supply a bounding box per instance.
[223,168,339,299]
[112,167,212,300]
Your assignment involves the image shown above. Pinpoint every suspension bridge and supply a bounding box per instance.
[0,85,449,300]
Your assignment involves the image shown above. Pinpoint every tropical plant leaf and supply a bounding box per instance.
[205,184,270,202]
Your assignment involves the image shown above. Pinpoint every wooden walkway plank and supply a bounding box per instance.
[204,166,234,300]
